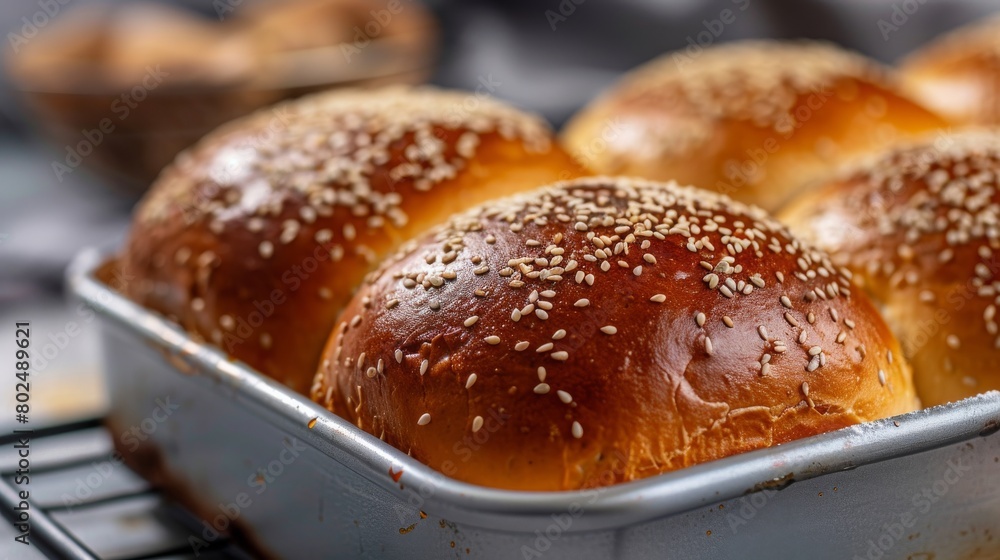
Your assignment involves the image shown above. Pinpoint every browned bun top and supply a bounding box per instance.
[121,85,580,392]
[313,177,918,491]
[780,130,1000,406]
[562,40,947,211]
[901,16,1000,125]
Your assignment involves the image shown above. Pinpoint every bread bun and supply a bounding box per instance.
[562,41,947,212]
[312,177,918,490]
[780,130,1000,407]
[121,86,580,392]
[901,16,1000,125]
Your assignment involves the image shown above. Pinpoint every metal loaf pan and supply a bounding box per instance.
[67,248,1000,560]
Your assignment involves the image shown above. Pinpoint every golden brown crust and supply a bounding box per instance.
[901,16,1000,125]
[121,86,581,392]
[563,40,947,211]
[313,177,918,491]
[779,130,1000,406]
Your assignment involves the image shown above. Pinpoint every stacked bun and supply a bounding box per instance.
[120,86,580,392]
[312,177,918,490]
[563,41,947,211]
[780,131,1000,406]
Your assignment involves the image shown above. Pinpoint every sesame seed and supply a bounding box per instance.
[536,309,549,320]
[704,336,714,355]
[258,241,274,258]
[650,294,667,303]
[784,312,799,327]
[776,271,785,283]
[586,274,595,285]
[511,309,522,322]
[758,325,768,341]
[420,360,429,375]
[719,285,735,298]
[802,382,810,397]
[887,350,893,365]
[761,362,771,376]
[808,346,822,356]
[537,367,546,381]
[417,413,431,426]
[575,298,590,307]
[537,342,555,353]
[601,326,618,335]
[551,351,569,361]
[571,421,583,439]
[557,390,572,404]
[366,367,377,378]
[946,335,960,349]
[466,374,478,389]
[472,416,484,432]
[515,341,530,351]
[836,331,847,344]
[643,254,657,264]
[780,295,793,309]
[552,329,567,340]
[722,316,734,328]
[534,383,551,394]
[485,336,501,345]
[806,356,820,372]
[395,349,403,363]
[878,370,887,386]
[633,266,643,276]
[696,312,706,327]
[464,315,480,327]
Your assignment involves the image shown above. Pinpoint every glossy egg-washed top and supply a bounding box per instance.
[314,177,918,490]
[122,86,577,391]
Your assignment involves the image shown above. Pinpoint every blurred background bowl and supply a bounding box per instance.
[5,0,438,193]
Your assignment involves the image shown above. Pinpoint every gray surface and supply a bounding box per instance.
[51,495,195,560]
[69,247,1000,559]
[0,428,112,474]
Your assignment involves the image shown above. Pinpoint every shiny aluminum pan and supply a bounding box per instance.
[67,248,1000,559]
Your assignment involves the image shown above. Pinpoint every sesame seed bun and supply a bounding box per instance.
[120,85,581,392]
[562,40,947,212]
[900,16,1000,126]
[312,177,918,491]
[779,130,1000,407]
